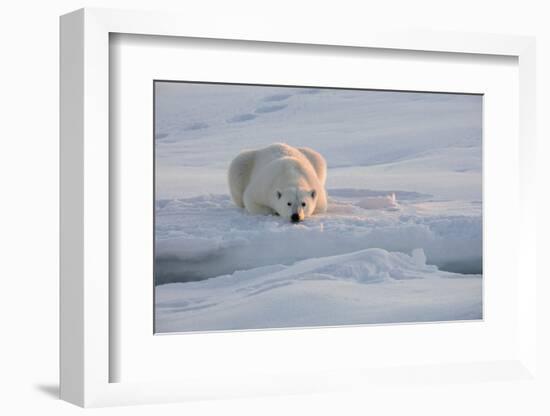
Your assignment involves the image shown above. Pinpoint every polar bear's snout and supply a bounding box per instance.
[291,213,301,223]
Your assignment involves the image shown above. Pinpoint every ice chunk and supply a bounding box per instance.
[356,193,399,210]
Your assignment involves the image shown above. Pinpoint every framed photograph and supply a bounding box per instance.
[60,8,538,407]
[152,81,484,334]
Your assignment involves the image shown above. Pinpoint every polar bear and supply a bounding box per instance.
[228,143,327,222]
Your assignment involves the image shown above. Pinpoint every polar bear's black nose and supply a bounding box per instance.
[291,213,300,223]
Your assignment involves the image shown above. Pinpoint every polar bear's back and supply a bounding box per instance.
[249,143,325,181]
[252,143,304,167]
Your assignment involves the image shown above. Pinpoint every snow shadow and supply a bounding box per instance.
[255,104,287,114]
[227,113,257,123]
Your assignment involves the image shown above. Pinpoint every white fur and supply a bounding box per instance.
[228,143,327,221]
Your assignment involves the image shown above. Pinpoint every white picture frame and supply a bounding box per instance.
[60,7,538,407]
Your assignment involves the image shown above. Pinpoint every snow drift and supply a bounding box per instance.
[154,193,482,284]
[155,247,482,332]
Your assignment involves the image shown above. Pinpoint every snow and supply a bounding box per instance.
[357,193,399,210]
[155,193,482,284]
[155,248,481,333]
[154,82,483,333]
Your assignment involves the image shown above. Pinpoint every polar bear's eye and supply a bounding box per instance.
[287,202,292,206]
[301,202,306,207]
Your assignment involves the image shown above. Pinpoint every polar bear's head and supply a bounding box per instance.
[274,187,317,223]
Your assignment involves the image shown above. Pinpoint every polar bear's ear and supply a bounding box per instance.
[311,190,316,199]
[276,191,282,199]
